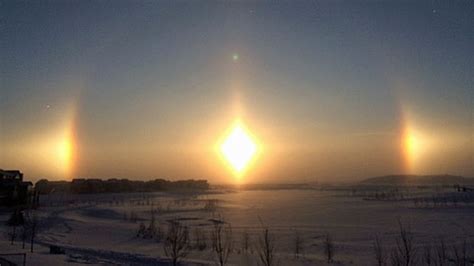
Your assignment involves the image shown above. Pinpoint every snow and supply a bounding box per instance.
[1,188,473,265]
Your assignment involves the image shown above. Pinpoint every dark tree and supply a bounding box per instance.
[435,237,447,266]
[394,220,416,266]
[241,230,250,253]
[163,220,189,266]
[20,221,29,249]
[293,230,303,259]
[373,234,385,266]
[257,227,275,266]
[323,233,334,263]
[211,221,233,266]
[422,245,432,266]
[9,223,17,245]
[452,239,467,266]
[193,228,207,251]
[29,213,38,253]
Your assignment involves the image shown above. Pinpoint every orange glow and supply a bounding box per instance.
[57,123,76,179]
[400,113,428,174]
[403,128,419,170]
[218,121,260,181]
[49,102,78,179]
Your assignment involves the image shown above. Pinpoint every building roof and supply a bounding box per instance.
[0,169,23,176]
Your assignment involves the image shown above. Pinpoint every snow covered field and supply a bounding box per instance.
[1,188,473,265]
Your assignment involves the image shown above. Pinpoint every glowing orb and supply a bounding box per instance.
[232,53,239,61]
[57,137,73,168]
[405,134,420,160]
[220,124,256,173]
[402,126,426,172]
[56,126,75,178]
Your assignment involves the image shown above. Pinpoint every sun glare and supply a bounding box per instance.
[405,134,420,159]
[402,126,426,173]
[55,111,77,179]
[220,123,257,175]
[56,130,74,178]
[58,137,73,168]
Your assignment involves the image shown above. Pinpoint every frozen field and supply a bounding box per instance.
[1,187,473,265]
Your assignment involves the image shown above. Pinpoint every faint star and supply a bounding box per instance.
[232,53,239,61]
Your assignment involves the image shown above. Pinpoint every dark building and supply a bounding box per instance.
[0,169,33,206]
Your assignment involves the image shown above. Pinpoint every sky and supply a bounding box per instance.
[1,1,473,183]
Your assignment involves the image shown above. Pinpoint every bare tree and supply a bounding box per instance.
[7,208,23,245]
[435,237,447,266]
[452,239,467,266]
[163,220,189,266]
[323,233,334,263]
[137,222,146,237]
[20,221,29,249]
[293,230,304,259]
[390,247,402,266]
[193,227,207,251]
[257,227,275,266]
[211,221,233,266]
[241,230,250,253]
[143,209,159,239]
[373,234,386,266]
[29,212,38,253]
[395,220,416,266]
[422,245,432,265]
[147,209,157,238]
[9,223,17,245]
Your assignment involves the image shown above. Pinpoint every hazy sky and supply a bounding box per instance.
[1,1,473,183]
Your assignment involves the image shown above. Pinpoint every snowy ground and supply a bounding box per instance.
[0,187,473,265]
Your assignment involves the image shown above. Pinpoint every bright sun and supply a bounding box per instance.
[220,123,257,174]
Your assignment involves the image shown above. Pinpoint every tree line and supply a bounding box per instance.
[35,178,209,194]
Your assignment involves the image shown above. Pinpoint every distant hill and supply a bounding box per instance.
[360,174,474,186]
